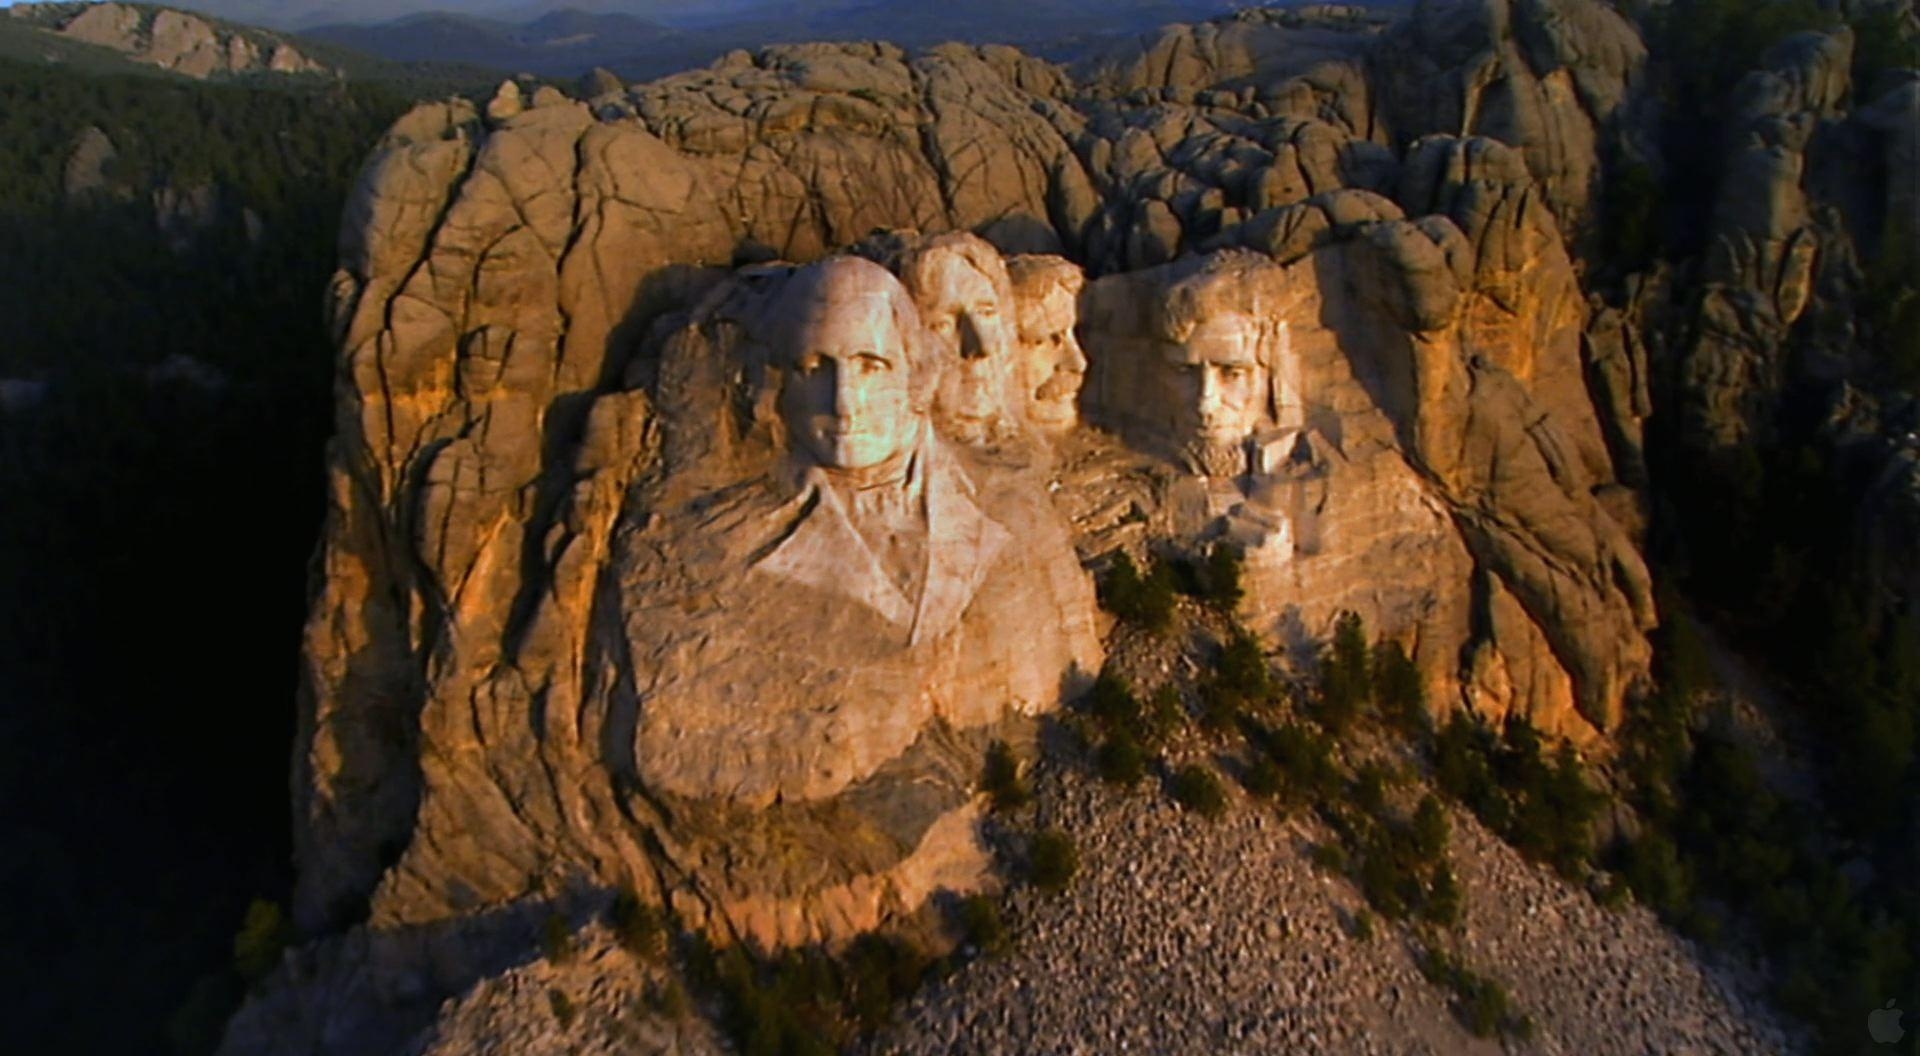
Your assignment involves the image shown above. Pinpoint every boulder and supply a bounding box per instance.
[61,126,119,201]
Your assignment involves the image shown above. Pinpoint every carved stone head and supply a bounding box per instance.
[767,256,932,474]
[896,233,1018,445]
[1007,254,1088,436]
[1148,251,1288,472]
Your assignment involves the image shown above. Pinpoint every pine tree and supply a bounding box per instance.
[1203,541,1245,611]
[1319,611,1370,732]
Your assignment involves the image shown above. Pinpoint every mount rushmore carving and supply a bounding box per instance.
[249,6,1673,1048]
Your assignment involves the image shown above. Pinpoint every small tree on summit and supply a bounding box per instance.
[1169,763,1228,820]
[1216,627,1271,704]
[1088,668,1142,732]
[1138,559,1178,631]
[1412,793,1450,863]
[1372,638,1426,736]
[1029,829,1080,893]
[232,898,292,984]
[1096,731,1148,786]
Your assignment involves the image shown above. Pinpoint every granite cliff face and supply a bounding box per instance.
[1642,11,1920,685]
[1677,26,1917,458]
[290,42,1109,948]
[224,1,1913,1051]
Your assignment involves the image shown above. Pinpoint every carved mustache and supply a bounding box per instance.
[1034,371,1081,402]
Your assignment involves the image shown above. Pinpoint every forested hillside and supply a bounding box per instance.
[0,62,424,1054]
[1602,3,1920,1049]
[1629,0,1919,856]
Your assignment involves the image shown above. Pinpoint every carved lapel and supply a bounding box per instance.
[912,440,1010,646]
[752,479,917,631]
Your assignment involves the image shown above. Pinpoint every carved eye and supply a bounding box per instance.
[973,302,998,319]
[1221,365,1252,382]
[796,354,827,375]
[854,353,891,374]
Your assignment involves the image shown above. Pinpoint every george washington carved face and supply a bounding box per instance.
[770,258,926,472]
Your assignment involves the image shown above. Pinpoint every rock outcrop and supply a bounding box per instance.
[1079,4,1391,116]
[1657,21,1920,637]
[1371,0,1650,235]
[1672,28,1920,458]
[7,2,330,79]
[1078,168,1650,738]
[241,4,1691,1051]
[1677,29,1852,455]
[61,125,120,201]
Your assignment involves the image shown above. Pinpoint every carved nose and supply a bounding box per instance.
[1197,367,1224,417]
[1062,329,1087,374]
[958,314,985,360]
[830,363,856,416]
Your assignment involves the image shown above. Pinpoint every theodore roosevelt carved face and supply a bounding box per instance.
[772,257,926,473]
[1008,254,1088,435]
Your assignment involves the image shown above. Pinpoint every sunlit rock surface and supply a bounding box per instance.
[219,4,1793,1051]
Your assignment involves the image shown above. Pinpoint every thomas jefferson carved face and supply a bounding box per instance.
[1163,310,1267,449]
[910,240,1016,444]
[1010,257,1087,434]
[776,260,920,472]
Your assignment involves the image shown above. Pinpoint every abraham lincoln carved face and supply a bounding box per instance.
[1162,310,1267,449]
[1146,252,1286,473]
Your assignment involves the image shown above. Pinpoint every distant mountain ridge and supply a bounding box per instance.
[295,0,1260,78]
[153,0,889,31]
[301,8,684,75]
[19,1,1406,82]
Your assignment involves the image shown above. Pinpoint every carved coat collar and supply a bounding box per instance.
[753,434,1009,646]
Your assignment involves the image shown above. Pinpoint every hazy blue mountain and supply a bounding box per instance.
[302,9,683,75]
[297,0,1249,79]
[161,0,837,30]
